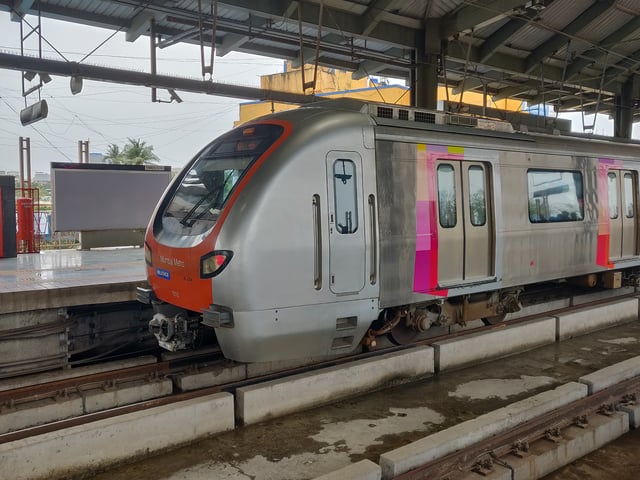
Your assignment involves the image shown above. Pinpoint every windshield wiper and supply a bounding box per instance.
[179,171,234,227]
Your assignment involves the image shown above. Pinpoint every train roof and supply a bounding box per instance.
[258,99,640,160]
[302,99,640,152]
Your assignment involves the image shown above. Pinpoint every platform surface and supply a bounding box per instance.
[0,248,146,313]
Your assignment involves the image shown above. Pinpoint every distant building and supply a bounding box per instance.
[90,152,106,164]
[33,172,51,183]
[236,62,526,125]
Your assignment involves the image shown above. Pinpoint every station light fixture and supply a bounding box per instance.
[23,72,52,84]
[70,76,83,95]
[20,99,48,126]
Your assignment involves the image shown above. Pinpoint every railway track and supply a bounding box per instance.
[0,340,415,441]
[2,291,640,480]
[1,287,637,443]
[396,377,640,480]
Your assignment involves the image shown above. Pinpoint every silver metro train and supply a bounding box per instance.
[138,98,640,363]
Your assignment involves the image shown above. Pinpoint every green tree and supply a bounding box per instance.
[105,138,159,165]
[104,143,123,163]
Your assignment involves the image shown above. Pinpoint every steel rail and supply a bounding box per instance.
[0,287,636,445]
[0,362,171,407]
[396,376,640,480]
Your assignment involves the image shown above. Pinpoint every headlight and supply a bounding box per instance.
[200,250,233,278]
[144,242,152,266]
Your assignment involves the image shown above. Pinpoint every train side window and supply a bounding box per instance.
[468,166,486,226]
[527,169,584,223]
[624,173,634,218]
[333,159,358,234]
[437,164,457,228]
[608,172,619,219]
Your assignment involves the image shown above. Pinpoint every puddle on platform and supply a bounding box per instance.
[448,375,555,400]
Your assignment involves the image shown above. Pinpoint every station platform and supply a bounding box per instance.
[0,248,147,314]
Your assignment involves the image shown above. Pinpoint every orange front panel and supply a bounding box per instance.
[146,237,214,313]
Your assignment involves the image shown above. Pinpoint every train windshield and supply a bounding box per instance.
[161,124,284,235]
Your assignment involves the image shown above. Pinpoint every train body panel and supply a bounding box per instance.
[212,108,378,311]
[374,132,507,307]
[142,99,640,363]
[498,152,598,287]
[214,299,375,362]
[206,109,380,360]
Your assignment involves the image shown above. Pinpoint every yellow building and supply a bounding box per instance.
[236,62,526,125]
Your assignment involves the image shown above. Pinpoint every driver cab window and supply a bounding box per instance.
[333,159,359,234]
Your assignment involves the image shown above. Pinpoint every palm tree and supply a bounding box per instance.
[104,138,159,165]
[121,138,159,165]
[104,143,123,164]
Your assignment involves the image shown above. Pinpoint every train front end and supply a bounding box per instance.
[138,122,288,353]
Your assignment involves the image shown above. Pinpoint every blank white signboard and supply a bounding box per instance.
[51,163,171,231]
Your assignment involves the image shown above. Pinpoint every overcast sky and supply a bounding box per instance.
[0,10,285,173]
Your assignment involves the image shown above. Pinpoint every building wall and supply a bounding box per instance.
[236,85,410,125]
[236,63,526,125]
[261,63,370,94]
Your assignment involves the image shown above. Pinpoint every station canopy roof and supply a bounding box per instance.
[1,0,639,120]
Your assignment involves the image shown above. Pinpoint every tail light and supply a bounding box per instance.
[200,250,233,278]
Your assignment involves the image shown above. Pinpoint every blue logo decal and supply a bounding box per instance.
[156,268,171,280]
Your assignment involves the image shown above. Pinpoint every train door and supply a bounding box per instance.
[608,170,637,261]
[436,160,493,284]
[326,152,366,294]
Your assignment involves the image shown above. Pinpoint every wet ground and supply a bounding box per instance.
[88,321,640,480]
[543,427,640,479]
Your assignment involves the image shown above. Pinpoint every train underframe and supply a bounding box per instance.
[145,267,640,357]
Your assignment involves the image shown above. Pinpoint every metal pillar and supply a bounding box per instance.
[78,140,90,163]
[413,20,440,110]
[614,75,638,140]
[18,137,31,191]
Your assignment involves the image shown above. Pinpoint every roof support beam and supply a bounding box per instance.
[217,33,249,56]
[217,13,269,56]
[565,15,640,80]
[126,9,157,42]
[352,60,387,80]
[492,82,539,101]
[361,0,395,36]
[9,0,34,21]
[157,26,200,49]
[291,47,316,68]
[556,94,616,112]
[442,0,527,38]
[446,40,625,95]
[479,10,537,63]
[216,0,416,48]
[0,51,319,104]
[452,77,486,95]
[524,0,614,73]
[282,1,298,19]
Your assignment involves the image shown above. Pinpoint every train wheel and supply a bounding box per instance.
[481,313,507,326]
[389,322,420,345]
